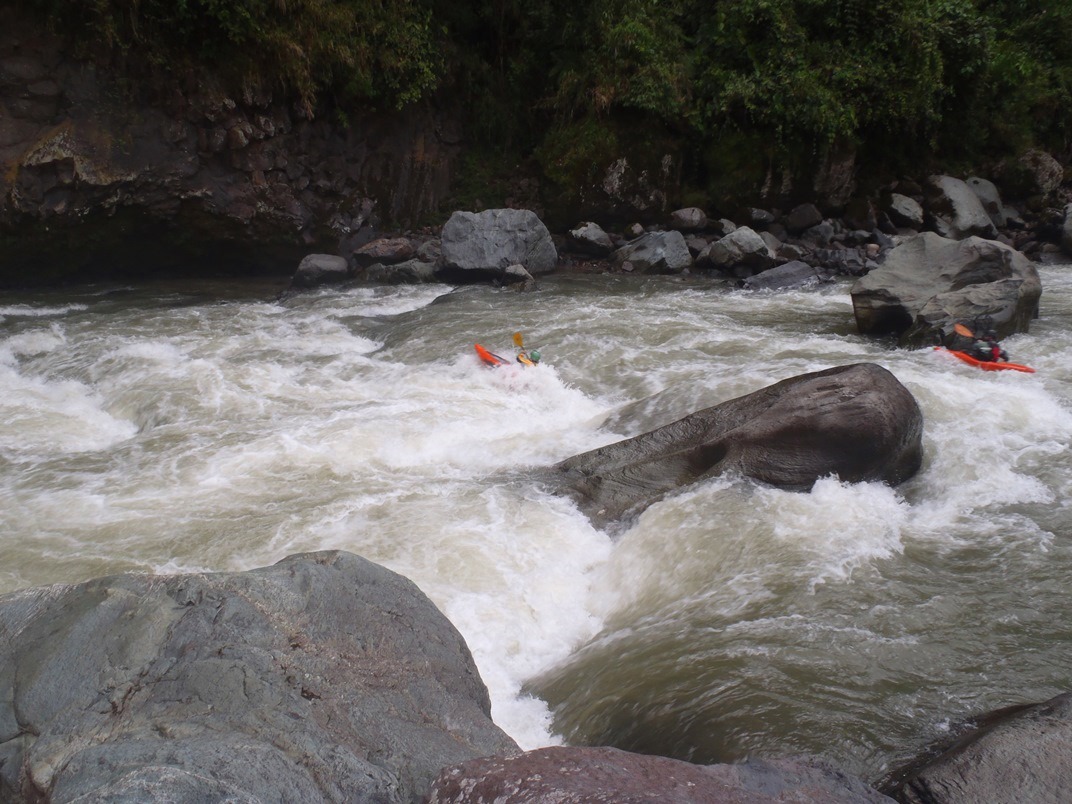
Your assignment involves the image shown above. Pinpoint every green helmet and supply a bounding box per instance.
[529,350,541,363]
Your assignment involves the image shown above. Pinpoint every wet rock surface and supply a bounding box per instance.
[547,363,924,532]
[0,551,519,802]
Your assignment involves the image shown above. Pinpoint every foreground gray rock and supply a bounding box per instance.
[0,551,519,802]
[428,746,893,803]
[438,209,558,281]
[851,232,1041,347]
[548,363,923,531]
[882,693,1072,803]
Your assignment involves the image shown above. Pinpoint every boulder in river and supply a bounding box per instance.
[741,259,830,291]
[0,551,519,802]
[924,175,998,240]
[427,746,895,803]
[438,208,558,282]
[697,225,776,277]
[290,253,351,289]
[850,232,1041,347]
[880,692,1072,804]
[548,363,924,531]
[613,230,693,274]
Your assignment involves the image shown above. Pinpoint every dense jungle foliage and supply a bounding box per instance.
[19,0,1072,206]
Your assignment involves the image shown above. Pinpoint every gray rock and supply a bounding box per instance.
[366,258,438,284]
[439,209,558,280]
[886,193,924,229]
[291,253,350,288]
[0,551,519,803]
[882,693,1072,804]
[699,226,775,276]
[669,206,708,232]
[759,230,783,255]
[547,363,923,531]
[612,230,693,274]
[924,175,998,239]
[742,207,776,228]
[742,260,827,291]
[802,221,836,246]
[786,202,823,235]
[851,232,1041,347]
[499,263,537,291]
[996,148,1064,199]
[965,176,1007,228]
[352,237,416,268]
[429,746,894,803]
[567,221,615,256]
[710,218,737,237]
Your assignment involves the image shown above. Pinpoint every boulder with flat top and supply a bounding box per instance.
[851,232,1041,347]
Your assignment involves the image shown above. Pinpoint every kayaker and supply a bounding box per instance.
[968,330,1007,363]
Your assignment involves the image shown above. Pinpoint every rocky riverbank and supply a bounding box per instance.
[3,551,1070,802]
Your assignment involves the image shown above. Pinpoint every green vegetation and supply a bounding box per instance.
[18,0,1072,205]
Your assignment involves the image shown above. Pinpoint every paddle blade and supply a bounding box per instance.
[513,331,524,348]
[954,323,974,338]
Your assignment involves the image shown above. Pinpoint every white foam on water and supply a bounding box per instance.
[755,478,909,590]
[0,330,138,454]
[6,271,1072,764]
[0,303,89,321]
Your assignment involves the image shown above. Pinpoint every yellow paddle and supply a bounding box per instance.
[954,322,974,338]
[513,331,535,366]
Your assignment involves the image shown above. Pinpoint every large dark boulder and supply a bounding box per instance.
[428,746,894,803]
[547,363,923,531]
[0,551,519,802]
[881,693,1072,804]
[851,232,1041,347]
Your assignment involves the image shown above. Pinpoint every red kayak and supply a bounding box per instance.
[935,347,1035,373]
[475,343,510,367]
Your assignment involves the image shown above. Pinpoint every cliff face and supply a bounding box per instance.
[0,8,461,286]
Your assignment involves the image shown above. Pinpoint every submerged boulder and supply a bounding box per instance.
[851,232,1041,347]
[428,746,894,803]
[0,551,519,802]
[548,363,923,531]
[882,693,1072,804]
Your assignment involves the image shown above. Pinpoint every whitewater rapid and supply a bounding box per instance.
[2,266,1071,778]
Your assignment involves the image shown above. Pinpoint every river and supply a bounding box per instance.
[2,264,1071,784]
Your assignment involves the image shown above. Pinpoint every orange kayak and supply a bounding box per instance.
[475,343,538,368]
[474,344,510,367]
[936,347,1035,373]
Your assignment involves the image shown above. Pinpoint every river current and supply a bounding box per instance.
[3,265,1071,784]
